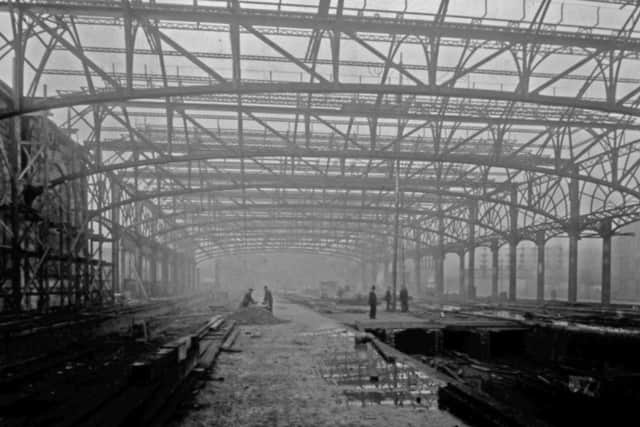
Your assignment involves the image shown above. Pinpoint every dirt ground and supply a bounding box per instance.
[169,301,467,427]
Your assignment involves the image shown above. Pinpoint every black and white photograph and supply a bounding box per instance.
[1,0,640,426]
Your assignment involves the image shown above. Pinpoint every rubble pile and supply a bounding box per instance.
[227,306,288,325]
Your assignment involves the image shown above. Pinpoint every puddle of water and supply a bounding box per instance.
[467,309,526,321]
[466,310,640,335]
[550,321,640,336]
[314,330,444,408]
[299,328,350,337]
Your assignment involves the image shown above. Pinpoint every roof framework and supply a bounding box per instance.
[2,0,640,304]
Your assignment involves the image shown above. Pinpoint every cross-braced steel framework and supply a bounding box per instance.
[2,0,640,311]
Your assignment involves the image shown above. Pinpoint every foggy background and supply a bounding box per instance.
[201,221,640,304]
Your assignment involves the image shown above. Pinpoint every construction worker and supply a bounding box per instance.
[368,286,377,320]
[400,286,409,312]
[384,288,392,311]
[262,285,273,312]
[240,288,256,308]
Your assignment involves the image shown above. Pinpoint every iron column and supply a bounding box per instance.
[601,219,612,305]
[468,201,477,299]
[536,231,546,303]
[458,250,466,300]
[491,240,499,300]
[568,172,579,303]
[509,187,518,301]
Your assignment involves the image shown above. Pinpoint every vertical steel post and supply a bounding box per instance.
[468,201,477,299]
[435,201,445,299]
[600,219,612,305]
[383,259,390,287]
[435,250,444,299]
[150,247,157,295]
[508,241,517,301]
[458,250,465,300]
[111,184,121,295]
[190,260,196,290]
[9,12,24,311]
[414,253,421,296]
[167,253,172,292]
[173,255,179,293]
[370,262,377,287]
[491,239,499,300]
[81,176,90,306]
[191,259,200,289]
[536,230,545,303]
[568,172,579,303]
[391,156,400,311]
[185,258,191,292]
[509,187,518,301]
[136,244,144,289]
[162,250,170,295]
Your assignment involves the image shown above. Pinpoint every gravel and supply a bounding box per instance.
[226,306,289,325]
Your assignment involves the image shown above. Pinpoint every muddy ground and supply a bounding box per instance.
[168,301,467,427]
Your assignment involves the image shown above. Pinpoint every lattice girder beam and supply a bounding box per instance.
[5,1,640,118]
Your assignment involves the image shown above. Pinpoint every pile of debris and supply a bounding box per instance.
[227,306,288,325]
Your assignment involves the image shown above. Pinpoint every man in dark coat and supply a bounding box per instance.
[399,286,409,312]
[368,286,377,319]
[384,288,392,311]
[263,285,273,312]
[240,288,256,308]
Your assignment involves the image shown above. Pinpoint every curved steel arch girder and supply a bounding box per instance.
[189,233,384,257]
[154,216,456,246]
[112,100,640,131]
[50,147,640,201]
[6,0,638,52]
[91,181,564,226]
[164,224,424,249]
[53,147,640,222]
[5,82,640,120]
[195,246,364,264]
[50,149,554,185]
[127,202,507,240]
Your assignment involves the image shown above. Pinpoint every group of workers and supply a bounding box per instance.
[368,286,410,319]
[240,285,273,312]
[239,283,408,320]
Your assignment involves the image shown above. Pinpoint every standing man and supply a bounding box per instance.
[399,285,409,312]
[384,288,392,311]
[263,285,273,312]
[368,286,378,319]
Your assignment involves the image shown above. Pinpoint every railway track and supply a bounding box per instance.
[0,294,236,427]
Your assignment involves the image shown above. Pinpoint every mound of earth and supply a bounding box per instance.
[227,306,289,325]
